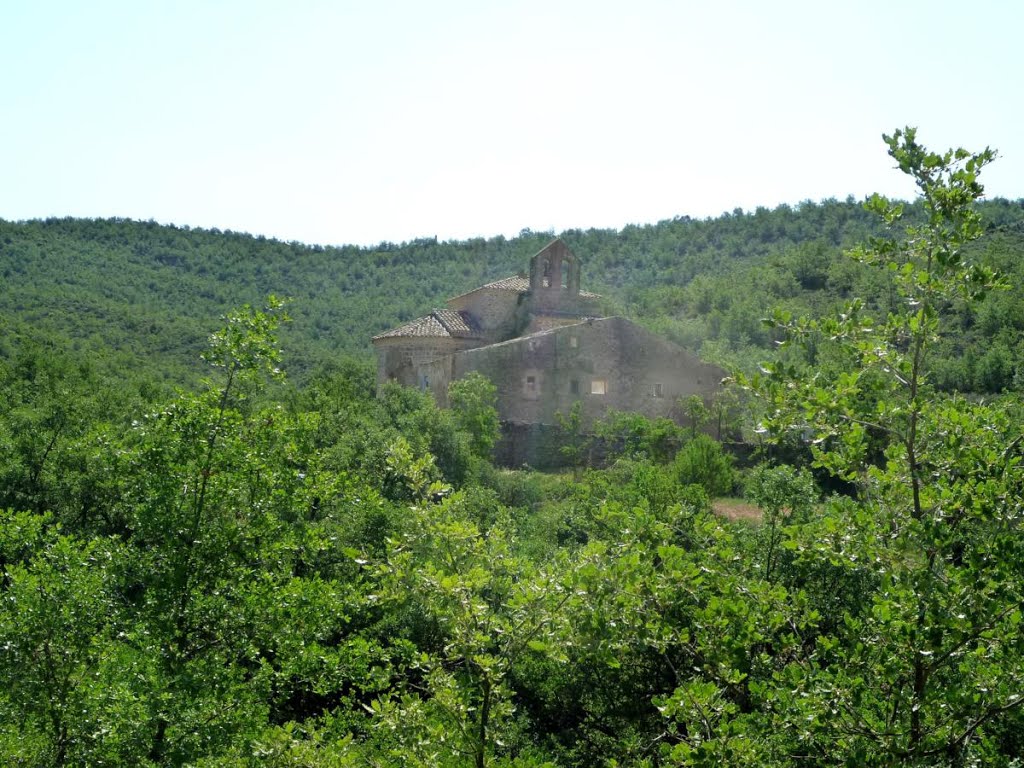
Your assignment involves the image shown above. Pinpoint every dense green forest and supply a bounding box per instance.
[3,130,1024,766]
[3,188,1023,393]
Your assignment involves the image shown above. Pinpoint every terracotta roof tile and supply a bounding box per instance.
[372,309,481,341]
[480,275,531,292]
[433,308,479,337]
[372,313,448,341]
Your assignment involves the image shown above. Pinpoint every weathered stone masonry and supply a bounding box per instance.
[371,238,724,427]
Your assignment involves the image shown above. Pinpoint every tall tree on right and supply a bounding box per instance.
[748,129,1024,765]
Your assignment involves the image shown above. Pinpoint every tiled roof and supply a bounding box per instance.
[372,314,446,340]
[480,275,531,292]
[453,274,602,300]
[433,308,479,337]
[372,309,480,341]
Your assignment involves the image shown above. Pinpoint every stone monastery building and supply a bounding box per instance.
[372,238,724,427]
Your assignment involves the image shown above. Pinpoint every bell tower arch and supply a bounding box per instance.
[529,238,580,299]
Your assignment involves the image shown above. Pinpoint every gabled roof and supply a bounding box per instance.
[447,273,601,304]
[482,275,532,292]
[372,308,480,342]
[446,274,531,304]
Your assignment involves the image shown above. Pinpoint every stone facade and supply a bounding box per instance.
[371,238,724,425]
[452,316,722,425]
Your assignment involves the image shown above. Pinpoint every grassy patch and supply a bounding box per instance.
[712,497,762,523]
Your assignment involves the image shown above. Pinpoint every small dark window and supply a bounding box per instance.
[570,379,579,395]
[526,375,536,391]
[652,382,664,398]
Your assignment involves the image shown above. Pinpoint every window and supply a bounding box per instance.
[523,371,541,399]
[652,382,664,398]
[569,335,578,348]
[591,378,607,395]
[570,379,580,395]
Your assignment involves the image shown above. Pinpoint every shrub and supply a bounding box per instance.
[672,434,734,497]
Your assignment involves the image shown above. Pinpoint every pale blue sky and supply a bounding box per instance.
[2,1,1020,246]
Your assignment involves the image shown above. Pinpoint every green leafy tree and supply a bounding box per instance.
[0,344,135,530]
[744,463,818,584]
[592,410,685,464]
[116,297,316,763]
[370,492,586,767]
[744,129,1024,764]
[0,514,121,765]
[709,386,743,443]
[378,382,475,489]
[680,394,710,440]
[555,401,588,479]
[448,372,501,462]
[383,434,448,502]
[671,434,734,498]
[545,482,805,767]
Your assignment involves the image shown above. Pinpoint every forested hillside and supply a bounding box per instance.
[4,196,1023,391]
[4,131,1024,766]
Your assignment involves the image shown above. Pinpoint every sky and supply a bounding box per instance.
[2,1,1021,247]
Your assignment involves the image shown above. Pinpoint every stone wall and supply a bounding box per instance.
[493,422,566,469]
[524,312,596,335]
[446,289,527,342]
[452,317,725,427]
[375,337,469,404]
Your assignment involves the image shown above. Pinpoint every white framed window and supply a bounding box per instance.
[652,382,664,398]
[591,378,607,395]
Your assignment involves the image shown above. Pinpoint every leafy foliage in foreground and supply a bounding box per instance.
[2,131,1024,766]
